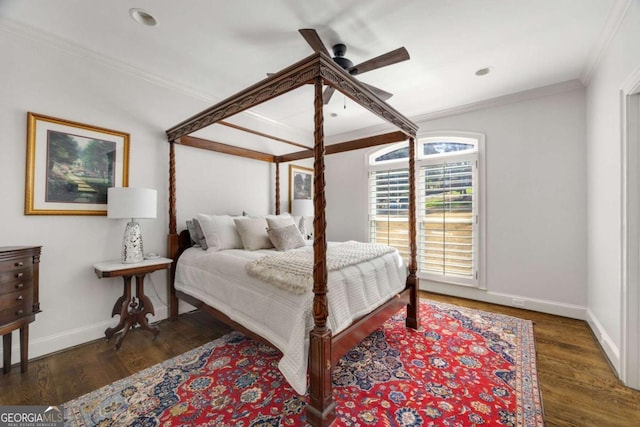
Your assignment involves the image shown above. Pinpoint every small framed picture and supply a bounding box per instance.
[289,164,313,209]
[25,112,129,215]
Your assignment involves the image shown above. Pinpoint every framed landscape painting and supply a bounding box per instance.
[25,112,129,215]
[289,164,313,209]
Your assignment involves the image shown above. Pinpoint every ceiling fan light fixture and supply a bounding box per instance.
[129,8,158,27]
[331,43,354,70]
[333,56,354,70]
[299,29,408,105]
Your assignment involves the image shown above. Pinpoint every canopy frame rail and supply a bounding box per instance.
[166,52,418,144]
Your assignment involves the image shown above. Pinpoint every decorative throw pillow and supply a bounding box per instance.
[261,213,291,219]
[267,224,306,251]
[186,220,202,248]
[196,214,243,251]
[266,216,295,229]
[192,219,208,250]
[234,218,274,250]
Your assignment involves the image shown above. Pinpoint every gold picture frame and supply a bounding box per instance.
[289,164,313,211]
[25,112,130,215]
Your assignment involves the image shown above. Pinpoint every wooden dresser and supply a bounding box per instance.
[0,246,41,373]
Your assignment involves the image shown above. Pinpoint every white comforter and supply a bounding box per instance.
[174,242,406,394]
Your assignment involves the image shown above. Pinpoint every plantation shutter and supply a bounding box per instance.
[419,159,476,280]
[368,168,410,260]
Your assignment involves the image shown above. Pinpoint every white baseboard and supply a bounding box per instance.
[585,308,621,375]
[421,282,587,319]
[1,306,169,365]
[1,293,199,366]
[421,282,624,377]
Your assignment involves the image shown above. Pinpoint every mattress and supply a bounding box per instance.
[174,242,406,394]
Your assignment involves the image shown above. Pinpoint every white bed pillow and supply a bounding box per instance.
[267,224,306,251]
[234,218,274,250]
[255,213,291,220]
[196,214,243,251]
[266,216,295,229]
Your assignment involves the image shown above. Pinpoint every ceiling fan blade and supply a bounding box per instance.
[348,47,410,75]
[360,82,393,101]
[323,86,336,104]
[299,29,330,56]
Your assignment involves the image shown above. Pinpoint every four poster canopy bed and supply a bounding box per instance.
[165,51,420,426]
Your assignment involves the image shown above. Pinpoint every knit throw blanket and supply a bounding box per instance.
[246,241,396,294]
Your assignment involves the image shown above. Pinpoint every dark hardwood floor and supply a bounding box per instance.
[0,292,638,426]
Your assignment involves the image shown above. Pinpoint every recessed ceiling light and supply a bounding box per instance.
[129,8,158,26]
[475,67,492,76]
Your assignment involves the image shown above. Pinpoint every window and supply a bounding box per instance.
[368,133,485,288]
[369,167,410,259]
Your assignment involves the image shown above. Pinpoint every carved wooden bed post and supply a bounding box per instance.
[307,76,336,426]
[275,161,281,215]
[406,137,420,329]
[168,141,179,320]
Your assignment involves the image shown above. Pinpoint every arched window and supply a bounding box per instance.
[368,133,485,288]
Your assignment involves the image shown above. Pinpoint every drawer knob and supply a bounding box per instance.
[16,309,24,317]
[16,295,23,301]
[15,283,24,289]
[14,261,24,267]
[15,272,23,279]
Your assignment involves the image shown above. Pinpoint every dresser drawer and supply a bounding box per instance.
[0,256,33,273]
[0,288,32,310]
[0,246,40,373]
[0,290,33,324]
[0,271,33,296]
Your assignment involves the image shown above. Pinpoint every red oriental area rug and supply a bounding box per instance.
[64,300,544,426]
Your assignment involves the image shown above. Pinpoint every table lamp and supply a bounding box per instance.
[291,199,314,239]
[107,187,157,263]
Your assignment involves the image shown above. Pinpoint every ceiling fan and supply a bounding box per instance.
[298,28,410,104]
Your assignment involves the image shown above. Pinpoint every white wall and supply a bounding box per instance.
[327,86,588,318]
[0,24,273,363]
[585,0,640,375]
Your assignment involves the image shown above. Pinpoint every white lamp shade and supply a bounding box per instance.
[108,187,157,219]
[291,199,314,217]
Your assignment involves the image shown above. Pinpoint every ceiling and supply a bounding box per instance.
[0,0,620,150]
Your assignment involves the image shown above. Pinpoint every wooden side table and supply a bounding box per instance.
[93,257,172,350]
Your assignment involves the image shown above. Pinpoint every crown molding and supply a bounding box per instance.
[580,0,633,85]
[0,16,219,103]
[0,15,589,146]
[410,79,584,124]
[329,79,585,144]
[0,15,310,143]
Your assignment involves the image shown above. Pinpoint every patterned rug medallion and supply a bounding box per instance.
[64,300,544,426]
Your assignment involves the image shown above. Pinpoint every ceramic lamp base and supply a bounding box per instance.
[122,220,144,264]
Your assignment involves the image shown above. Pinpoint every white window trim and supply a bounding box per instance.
[417,131,486,289]
[366,131,486,290]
